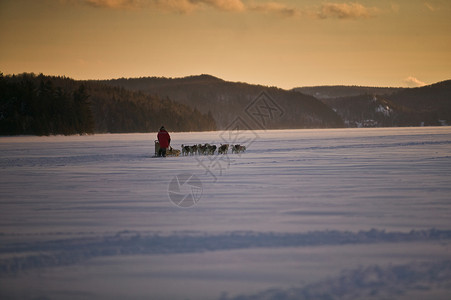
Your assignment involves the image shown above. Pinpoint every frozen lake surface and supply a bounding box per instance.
[1,127,451,299]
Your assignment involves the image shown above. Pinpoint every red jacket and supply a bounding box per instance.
[157,129,171,148]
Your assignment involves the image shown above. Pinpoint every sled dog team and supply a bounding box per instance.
[181,143,246,156]
[157,126,246,157]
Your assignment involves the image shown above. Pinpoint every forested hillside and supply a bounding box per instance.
[87,81,216,133]
[293,85,403,100]
[0,73,216,135]
[386,80,451,126]
[318,80,451,127]
[100,75,344,130]
[0,73,94,135]
[3,72,448,135]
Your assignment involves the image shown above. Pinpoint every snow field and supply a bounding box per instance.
[1,127,451,299]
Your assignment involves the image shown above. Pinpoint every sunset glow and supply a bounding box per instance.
[1,0,450,88]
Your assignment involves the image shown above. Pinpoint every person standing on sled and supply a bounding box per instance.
[157,126,171,157]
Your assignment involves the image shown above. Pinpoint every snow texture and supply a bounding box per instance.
[1,127,451,299]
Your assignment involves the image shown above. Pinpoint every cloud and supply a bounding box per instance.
[403,76,426,87]
[153,0,196,13]
[78,0,245,12]
[247,1,379,19]
[82,0,147,9]
[316,2,378,19]
[75,0,297,16]
[390,2,400,13]
[424,2,437,12]
[73,0,379,20]
[199,0,245,12]
[248,1,300,17]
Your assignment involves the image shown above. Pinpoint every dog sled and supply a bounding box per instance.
[154,140,181,157]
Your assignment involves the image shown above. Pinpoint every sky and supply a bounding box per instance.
[0,0,450,89]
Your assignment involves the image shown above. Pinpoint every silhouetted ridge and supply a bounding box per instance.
[101,75,344,129]
[293,85,404,100]
[0,73,216,135]
[301,80,451,127]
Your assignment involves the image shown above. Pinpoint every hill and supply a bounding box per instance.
[0,73,216,135]
[315,80,451,127]
[292,85,404,100]
[3,73,448,135]
[386,80,451,126]
[99,75,344,130]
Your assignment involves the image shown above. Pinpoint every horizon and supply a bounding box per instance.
[3,71,450,90]
[1,0,450,89]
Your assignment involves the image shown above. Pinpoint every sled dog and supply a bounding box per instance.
[218,144,229,155]
[232,144,246,154]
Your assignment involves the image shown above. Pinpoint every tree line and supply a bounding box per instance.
[0,73,216,135]
[0,73,94,135]
[103,75,345,130]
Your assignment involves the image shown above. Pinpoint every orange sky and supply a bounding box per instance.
[0,0,450,89]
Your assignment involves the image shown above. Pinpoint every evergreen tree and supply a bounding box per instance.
[0,73,216,135]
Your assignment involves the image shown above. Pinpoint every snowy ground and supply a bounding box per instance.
[1,127,451,299]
